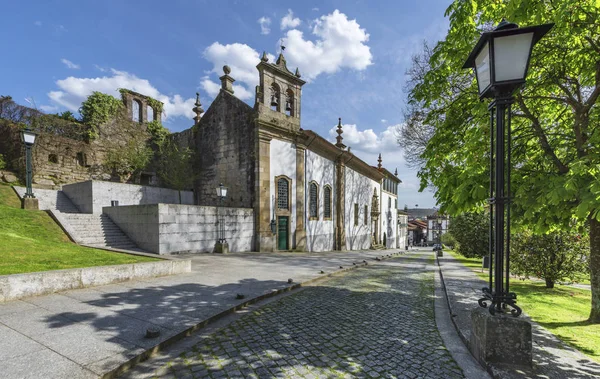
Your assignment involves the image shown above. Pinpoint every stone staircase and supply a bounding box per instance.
[13,186,143,252]
[61,213,141,251]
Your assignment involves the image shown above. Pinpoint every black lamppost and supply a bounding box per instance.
[463,20,553,316]
[20,128,38,209]
[214,183,229,254]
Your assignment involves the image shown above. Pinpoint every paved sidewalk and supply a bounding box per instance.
[437,252,600,379]
[0,249,400,379]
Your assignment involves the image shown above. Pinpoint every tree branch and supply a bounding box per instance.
[515,94,569,174]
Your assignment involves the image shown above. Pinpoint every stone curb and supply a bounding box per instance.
[0,259,192,303]
[103,251,405,379]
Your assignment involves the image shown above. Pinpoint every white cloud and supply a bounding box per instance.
[61,58,80,70]
[39,105,58,113]
[282,9,372,81]
[281,9,301,30]
[312,8,319,11]
[200,43,275,101]
[381,119,387,123]
[328,123,399,155]
[34,21,42,27]
[46,69,196,122]
[94,64,107,72]
[258,16,271,35]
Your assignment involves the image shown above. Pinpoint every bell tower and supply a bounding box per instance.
[255,50,306,131]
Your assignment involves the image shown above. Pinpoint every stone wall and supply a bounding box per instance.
[104,203,255,254]
[62,180,194,214]
[344,166,380,250]
[193,90,256,209]
[304,150,336,252]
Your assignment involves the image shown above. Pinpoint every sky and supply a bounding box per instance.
[0,0,452,208]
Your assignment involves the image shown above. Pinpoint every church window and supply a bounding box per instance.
[277,177,290,210]
[354,203,359,226]
[309,181,319,219]
[270,83,281,112]
[132,99,142,123]
[147,106,154,122]
[388,198,391,209]
[324,185,332,220]
[364,205,368,225]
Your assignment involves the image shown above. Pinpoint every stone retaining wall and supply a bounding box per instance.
[0,259,191,302]
[63,180,194,214]
[104,203,255,254]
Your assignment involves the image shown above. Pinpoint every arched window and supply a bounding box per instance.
[285,89,294,117]
[323,185,332,220]
[132,99,142,123]
[276,177,290,210]
[270,83,281,112]
[147,106,154,122]
[309,181,319,219]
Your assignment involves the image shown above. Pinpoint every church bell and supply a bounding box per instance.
[270,95,278,107]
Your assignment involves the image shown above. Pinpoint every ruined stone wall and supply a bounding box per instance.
[194,90,257,209]
[170,128,195,149]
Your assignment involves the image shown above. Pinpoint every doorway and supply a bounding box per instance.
[277,216,289,250]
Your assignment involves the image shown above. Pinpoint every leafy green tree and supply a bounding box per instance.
[441,232,456,249]
[55,110,79,122]
[512,231,590,288]
[406,1,600,322]
[448,212,488,258]
[158,140,196,197]
[104,139,152,182]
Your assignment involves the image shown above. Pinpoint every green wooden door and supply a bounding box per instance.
[277,216,288,250]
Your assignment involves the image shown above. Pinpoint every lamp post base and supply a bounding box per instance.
[470,307,532,368]
[21,197,39,210]
[213,241,229,254]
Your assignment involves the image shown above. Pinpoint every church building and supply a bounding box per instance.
[176,51,401,252]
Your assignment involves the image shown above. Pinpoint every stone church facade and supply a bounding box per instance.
[177,52,401,252]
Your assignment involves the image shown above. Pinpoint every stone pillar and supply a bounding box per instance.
[335,157,346,251]
[470,307,532,367]
[255,134,274,252]
[295,145,306,251]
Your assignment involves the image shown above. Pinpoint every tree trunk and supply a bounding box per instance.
[590,216,600,323]
[545,278,555,289]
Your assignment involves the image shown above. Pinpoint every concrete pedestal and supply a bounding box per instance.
[21,197,39,210]
[470,307,532,368]
[214,241,229,254]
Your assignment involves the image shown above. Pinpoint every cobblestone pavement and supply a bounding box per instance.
[147,252,464,379]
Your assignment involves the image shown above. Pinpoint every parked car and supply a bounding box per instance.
[433,244,442,251]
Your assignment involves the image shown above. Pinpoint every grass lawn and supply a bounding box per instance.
[0,183,157,275]
[445,249,600,363]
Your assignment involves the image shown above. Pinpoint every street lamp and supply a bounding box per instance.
[214,183,229,254]
[20,128,39,209]
[463,20,553,316]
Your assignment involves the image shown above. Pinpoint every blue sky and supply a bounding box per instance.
[0,0,451,208]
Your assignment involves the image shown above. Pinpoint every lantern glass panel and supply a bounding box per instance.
[222,187,227,197]
[23,132,36,145]
[493,32,534,82]
[475,43,491,94]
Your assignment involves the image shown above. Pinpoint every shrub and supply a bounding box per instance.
[512,230,589,288]
[441,232,456,249]
[448,212,488,258]
[158,140,196,192]
[0,153,6,170]
[79,92,123,140]
[104,139,152,182]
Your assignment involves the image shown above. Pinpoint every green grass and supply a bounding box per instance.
[445,249,600,363]
[0,183,157,275]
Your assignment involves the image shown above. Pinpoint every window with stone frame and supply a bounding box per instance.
[354,203,359,226]
[364,205,368,225]
[323,185,332,220]
[388,197,391,209]
[309,181,319,220]
[277,177,290,210]
[132,99,142,123]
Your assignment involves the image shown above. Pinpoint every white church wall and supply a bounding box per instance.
[344,167,379,250]
[305,150,335,252]
[269,139,297,247]
[380,191,398,248]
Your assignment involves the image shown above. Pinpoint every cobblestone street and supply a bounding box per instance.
[144,252,464,379]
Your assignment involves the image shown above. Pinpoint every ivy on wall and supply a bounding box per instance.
[79,91,124,141]
[146,120,170,147]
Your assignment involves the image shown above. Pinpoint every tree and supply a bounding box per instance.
[407,1,600,322]
[56,111,78,122]
[448,212,488,258]
[158,140,196,198]
[105,139,153,182]
[441,232,456,249]
[512,231,589,288]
